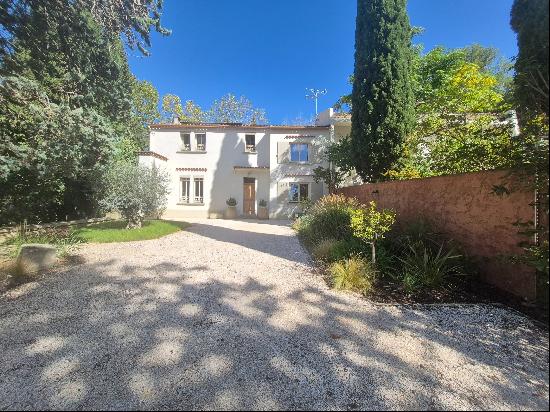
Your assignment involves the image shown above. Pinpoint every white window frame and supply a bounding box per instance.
[195,133,206,152]
[193,176,204,204]
[290,143,309,163]
[180,133,191,151]
[245,134,256,153]
[288,182,310,203]
[179,176,191,203]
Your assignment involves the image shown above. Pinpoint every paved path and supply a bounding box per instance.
[0,219,548,410]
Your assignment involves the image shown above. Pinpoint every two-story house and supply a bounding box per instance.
[138,108,351,219]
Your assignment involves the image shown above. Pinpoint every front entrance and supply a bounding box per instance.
[243,177,256,217]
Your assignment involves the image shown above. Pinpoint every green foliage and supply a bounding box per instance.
[258,199,267,207]
[350,201,396,244]
[0,1,152,224]
[293,194,362,246]
[73,220,189,243]
[313,137,355,193]
[398,242,463,293]
[100,162,170,228]
[0,0,170,58]
[207,93,267,125]
[379,219,466,293]
[510,0,549,115]
[131,77,160,138]
[226,197,237,206]
[389,48,518,179]
[312,239,340,262]
[329,257,377,295]
[0,76,116,225]
[4,226,83,258]
[350,0,415,181]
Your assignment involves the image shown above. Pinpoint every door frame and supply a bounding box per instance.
[243,177,256,217]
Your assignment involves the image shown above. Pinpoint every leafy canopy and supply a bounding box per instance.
[100,162,170,228]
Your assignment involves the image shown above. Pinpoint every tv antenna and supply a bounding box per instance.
[306,88,327,115]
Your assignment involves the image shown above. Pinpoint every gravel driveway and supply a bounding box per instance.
[0,219,548,410]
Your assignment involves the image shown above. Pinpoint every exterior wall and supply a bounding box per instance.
[268,130,330,218]
[141,124,331,219]
[337,170,538,300]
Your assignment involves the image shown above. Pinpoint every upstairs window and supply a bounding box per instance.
[180,133,191,151]
[245,134,256,152]
[194,177,204,203]
[290,143,309,162]
[289,183,309,202]
[180,177,190,203]
[196,133,206,151]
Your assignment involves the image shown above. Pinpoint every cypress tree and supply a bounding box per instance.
[350,0,415,181]
[510,0,549,116]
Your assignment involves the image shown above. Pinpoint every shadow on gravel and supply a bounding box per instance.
[0,255,548,410]
[185,222,308,264]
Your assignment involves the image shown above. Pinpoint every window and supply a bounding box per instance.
[180,133,191,151]
[194,177,204,203]
[289,183,309,202]
[196,133,206,151]
[290,143,309,162]
[180,177,190,203]
[245,134,256,152]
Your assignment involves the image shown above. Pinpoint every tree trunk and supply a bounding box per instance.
[126,217,142,229]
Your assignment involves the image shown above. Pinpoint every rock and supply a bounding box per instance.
[16,244,57,275]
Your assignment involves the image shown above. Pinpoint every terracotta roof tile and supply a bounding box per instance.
[176,167,207,172]
[138,151,168,161]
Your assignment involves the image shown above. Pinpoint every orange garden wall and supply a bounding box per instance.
[337,170,538,300]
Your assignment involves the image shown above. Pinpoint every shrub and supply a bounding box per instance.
[258,199,267,207]
[312,239,339,262]
[226,197,237,206]
[329,256,377,295]
[100,162,170,229]
[398,241,463,293]
[350,201,396,263]
[294,194,362,245]
[329,238,366,262]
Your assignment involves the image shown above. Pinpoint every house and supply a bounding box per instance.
[138,108,351,219]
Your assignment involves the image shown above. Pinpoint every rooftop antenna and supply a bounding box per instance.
[306,88,327,116]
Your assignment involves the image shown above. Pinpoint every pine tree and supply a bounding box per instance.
[350,0,415,181]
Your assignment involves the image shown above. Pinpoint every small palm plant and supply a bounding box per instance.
[226,197,237,206]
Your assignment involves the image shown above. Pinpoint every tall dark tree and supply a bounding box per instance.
[510,0,549,116]
[350,0,415,181]
[0,2,137,224]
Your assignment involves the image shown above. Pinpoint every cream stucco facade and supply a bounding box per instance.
[138,108,351,219]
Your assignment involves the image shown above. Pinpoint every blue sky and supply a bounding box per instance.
[128,0,518,124]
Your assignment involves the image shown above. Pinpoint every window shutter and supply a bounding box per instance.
[277,141,290,163]
[277,181,289,203]
[310,181,324,201]
[309,142,322,164]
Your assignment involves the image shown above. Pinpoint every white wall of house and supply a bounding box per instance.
[139,109,348,219]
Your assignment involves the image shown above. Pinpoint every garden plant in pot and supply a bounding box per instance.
[258,199,269,220]
[225,197,238,219]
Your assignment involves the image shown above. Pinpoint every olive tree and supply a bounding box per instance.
[100,162,170,228]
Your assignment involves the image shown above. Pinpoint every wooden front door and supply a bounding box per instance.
[243,178,256,216]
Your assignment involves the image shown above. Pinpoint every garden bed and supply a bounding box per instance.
[294,194,548,324]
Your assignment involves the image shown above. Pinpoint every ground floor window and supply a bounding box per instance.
[194,177,204,203]
[289,183,309,202]
[180,177,190,203]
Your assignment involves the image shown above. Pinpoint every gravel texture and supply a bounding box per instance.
[0,218,548,411]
